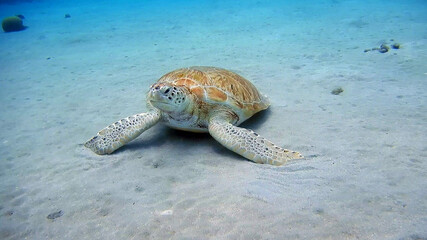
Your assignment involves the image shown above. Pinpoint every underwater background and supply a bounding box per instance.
[0,0,426,239]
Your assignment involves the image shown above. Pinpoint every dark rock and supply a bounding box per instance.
[47,210,63,220]
[2,16,26,32]
[378,44,389,53]
[378,48,388,53]
[65,13,71,18]
[391,43,400,49]
[331,87,344,95]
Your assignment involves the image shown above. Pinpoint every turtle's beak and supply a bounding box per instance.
[148,84,189,112]
[148,84,177,112]
[149,84,172,103]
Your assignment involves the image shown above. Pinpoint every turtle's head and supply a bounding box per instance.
[148,83,191,112]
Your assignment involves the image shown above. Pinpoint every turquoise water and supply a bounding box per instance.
[0,0,426,239]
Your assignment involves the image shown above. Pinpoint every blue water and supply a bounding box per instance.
[0,0,426,239]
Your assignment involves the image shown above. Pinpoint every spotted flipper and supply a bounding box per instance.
[85,111,161,154]
[208,114,303,165]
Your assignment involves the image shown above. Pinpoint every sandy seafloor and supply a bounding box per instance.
[0,0,426,239]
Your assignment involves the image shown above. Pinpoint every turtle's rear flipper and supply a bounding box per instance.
[85,111,160,155]
[208,115,303,166]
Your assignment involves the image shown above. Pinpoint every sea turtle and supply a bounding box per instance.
[84,66,303,165]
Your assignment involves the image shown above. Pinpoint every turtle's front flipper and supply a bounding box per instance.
[208,114,303,166]
[85,110,161,155]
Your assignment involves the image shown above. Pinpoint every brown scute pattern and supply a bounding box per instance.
[209,116,303,166]
[157,66,269,113]
[84,111,160,154]
[206,87,227,102]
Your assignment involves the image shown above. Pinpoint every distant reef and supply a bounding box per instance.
[2,15,26,32]
[0,0,34,5]
[364,39,401,54]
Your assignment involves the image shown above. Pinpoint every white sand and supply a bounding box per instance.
[1,0,426,239]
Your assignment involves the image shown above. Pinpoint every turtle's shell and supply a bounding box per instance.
[156,66,270,119]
